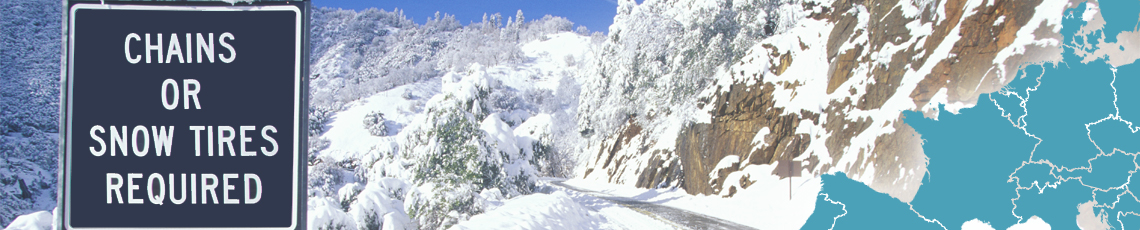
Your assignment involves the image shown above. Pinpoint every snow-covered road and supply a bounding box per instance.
[544,179,758,230]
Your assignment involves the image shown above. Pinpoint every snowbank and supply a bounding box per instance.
[448,191,599,230]
[3,210,52,230]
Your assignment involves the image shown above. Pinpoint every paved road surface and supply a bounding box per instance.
[549,180,759,230]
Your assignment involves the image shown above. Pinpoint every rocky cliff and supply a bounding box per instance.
[577,0,1066,203]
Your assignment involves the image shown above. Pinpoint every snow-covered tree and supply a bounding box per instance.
[364,111,389,136]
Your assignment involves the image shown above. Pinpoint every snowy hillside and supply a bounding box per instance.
[0,0,61,227]
[304,9,596,229]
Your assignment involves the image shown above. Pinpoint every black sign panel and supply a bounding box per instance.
[60,3,307,229]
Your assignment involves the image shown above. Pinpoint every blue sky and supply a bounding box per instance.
[313,0,619,33]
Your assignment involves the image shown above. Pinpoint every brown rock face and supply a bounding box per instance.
[864,117,927,201]
[588,117,648,183]
[828,45,862,94]
[634,151,682,189]
[675,79,816,195]
[909,0,1050,114]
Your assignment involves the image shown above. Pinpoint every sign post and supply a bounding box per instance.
[58,1,309,229]
[775,159,801,200]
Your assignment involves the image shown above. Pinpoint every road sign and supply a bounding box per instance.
[775,159,801,200]
[58,2,308,229]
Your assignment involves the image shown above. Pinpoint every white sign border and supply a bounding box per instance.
[63,4,303,230]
